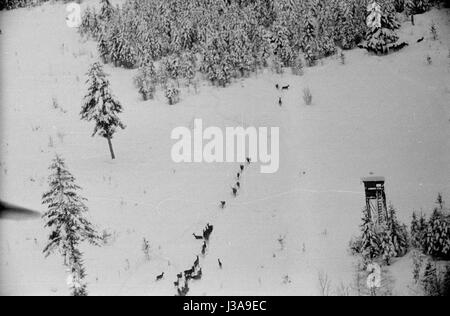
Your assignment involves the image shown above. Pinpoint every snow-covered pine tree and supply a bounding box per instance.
[97,30,110,64]
[301,9,318,66]
[81,62,126,160]
[411,211,422,248]
[178,52,196,85]
[42,155,99,296]
[362,1,407,54]
[79,6,100,40]
[42,155,99,260]
[380,228,397,265]
[425,207,450,259]
[134,62,157,100]
[406,0,431,15]
[387,204,409,256]
[422,260,440,296]
[360,208,381,260]
[436,192,445,210]
[118,36,138,69]
[98,0,115,25]
[270,22,294,68]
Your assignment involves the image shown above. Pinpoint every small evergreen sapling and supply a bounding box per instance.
[81,62,126,160]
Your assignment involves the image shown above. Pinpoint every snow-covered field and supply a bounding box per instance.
[0,3,449,296]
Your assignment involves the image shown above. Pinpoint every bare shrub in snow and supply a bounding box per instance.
[303,88,313,106]
[318,271,332,296]
[142,238,151,261]
[430,22,438,40]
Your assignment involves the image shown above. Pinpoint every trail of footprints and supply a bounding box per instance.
[162,158,252,296]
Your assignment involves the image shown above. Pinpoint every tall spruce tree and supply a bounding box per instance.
[360,208,380,260]
[301,9,318,66]
[425,208,450,259]
[42,155,99,296]
[99,0,115,25]
[411,212,421,248]
[81,62,125,160]
[387,204,409,256]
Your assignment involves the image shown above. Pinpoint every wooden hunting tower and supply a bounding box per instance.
[362,176,388,225]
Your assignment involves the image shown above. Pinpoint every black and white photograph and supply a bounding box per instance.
[0,0,449,299]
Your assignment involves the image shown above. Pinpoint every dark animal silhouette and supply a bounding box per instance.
[177,273,183,279]
[194,256,200,267]
[279,97,282,107]
[237,173,241,180]
[174,280,180,287]
[203,224,214,240]
[192,268,203,280]
[220,201,226,209]
[232,187,238,197]
[156,272,165,281]
[240,165,245,172]
[275,84,280,90]
[282,85,290,90]
[177,281,189,296]
[193,233,203,240]
[218,259,223,269]
[246,157,251,164]
[417,37,424,43]
[184,267,195,277]
[201,242,207,256]
[236,182,241,189]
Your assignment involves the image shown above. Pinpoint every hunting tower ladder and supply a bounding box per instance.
[362,176,388,225]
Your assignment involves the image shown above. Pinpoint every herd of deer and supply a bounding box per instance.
[276,83,290,107]
[156,159,253,296]
[174,223,214,296]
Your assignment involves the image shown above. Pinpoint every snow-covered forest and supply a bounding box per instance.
[0,0,449,296]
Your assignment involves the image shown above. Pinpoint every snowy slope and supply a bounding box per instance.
[0,3,449,296]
